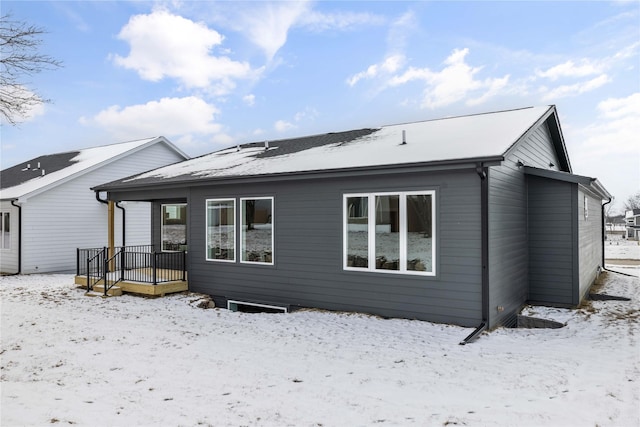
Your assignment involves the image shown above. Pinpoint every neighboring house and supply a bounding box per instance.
[625,209,640,240]
[0,137,188,274]
[605,215,626,239]
[93,106,610,334]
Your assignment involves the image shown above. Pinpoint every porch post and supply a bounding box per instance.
[108,200,115,271]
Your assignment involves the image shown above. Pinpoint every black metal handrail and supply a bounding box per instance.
[77,245,186,294]
[81,247,106,292]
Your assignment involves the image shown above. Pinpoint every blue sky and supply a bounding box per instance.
[2,1,639,211]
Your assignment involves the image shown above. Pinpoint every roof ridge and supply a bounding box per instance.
[380,106,546,128]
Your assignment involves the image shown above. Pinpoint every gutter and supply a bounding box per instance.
[96,191,126,247]
[601,196,612,271]
[95,190,108,206]
[116,202,125,246]
[92,156,506,193]
[599,196,632,277]
[8,200,22,275]
[460,163,490,345]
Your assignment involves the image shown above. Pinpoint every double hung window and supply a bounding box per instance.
[344,191,435,275]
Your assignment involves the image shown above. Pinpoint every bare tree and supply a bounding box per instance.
[0,13,61,125]
[623,191,640,211]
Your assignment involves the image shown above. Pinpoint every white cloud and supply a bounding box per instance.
[299,10,385,32]
[218,2,383,61]
[243,94,256,107]
[347,54,406,86]
[273,107,319,133]
[598,92,640,118]
[467,75,510,106]
[80,96,221,140]
[274,120,295,132]
[232,2,311,61]
[536,59,603,81]
[541,74,610,101]
[386,11,417,53]
[567,92,640,202]
[294,107,319,123]
[389,48,509,109]
[112,10,254,91]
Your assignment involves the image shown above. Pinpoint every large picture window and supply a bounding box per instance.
[241,197,274,264]
[161,204,187,251]
[206,199,235,261]
[1,212,10,249]
[344,191,435,275]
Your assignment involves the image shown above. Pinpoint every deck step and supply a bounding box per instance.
[91,284,123,297]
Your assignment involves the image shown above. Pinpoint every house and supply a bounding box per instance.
[90,106,610,335]
[0,137,188,274]
[625,209,640,240]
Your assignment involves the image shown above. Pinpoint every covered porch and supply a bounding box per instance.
[75,245,188,297]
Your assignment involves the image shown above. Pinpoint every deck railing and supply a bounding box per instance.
[77,245,187,295]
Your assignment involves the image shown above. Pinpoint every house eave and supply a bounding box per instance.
[524,166,611,200]
[94,155,505,195]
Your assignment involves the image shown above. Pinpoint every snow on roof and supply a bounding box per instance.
[124,106,552,185]
[0,137,161,200]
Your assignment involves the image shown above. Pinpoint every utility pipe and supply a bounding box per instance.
[460,164,490,345]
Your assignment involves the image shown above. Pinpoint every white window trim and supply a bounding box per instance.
[205,198,236,263]
[1,211,10,250]
[240,197,275,266]
[161,203,187,252]
[343,191,436,276]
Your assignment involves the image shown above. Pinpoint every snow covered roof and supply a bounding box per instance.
[0,136,187,201]
[98,106,558,190]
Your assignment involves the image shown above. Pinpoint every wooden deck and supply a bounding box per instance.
[74,270,188,297]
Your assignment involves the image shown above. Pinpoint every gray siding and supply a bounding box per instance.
[487,121,561,328]
[578,187,603,301]
[527,176,576,306]
[185,169,483,327]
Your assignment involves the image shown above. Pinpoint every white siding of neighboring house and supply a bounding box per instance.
[18,142,185,274]
[119,201,152,246]
[578,187,603,300]
[0,200,20,273]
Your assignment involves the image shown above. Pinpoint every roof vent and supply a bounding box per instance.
[401,130,407,145]
[41,169,46,176]
[22,163,31,171]
[265,141,269,150]
[33,162,41,170]
[236,144,241,152]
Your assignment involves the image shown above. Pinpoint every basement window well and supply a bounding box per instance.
[227,299,288,313]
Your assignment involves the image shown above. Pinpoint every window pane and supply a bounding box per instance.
[375,195,399,270]
[206,200,235,261]
[2,212,9,249]
[406,194,433,272]
[162,204,187,251]
[241,198,273,263]
[346,196,368,268]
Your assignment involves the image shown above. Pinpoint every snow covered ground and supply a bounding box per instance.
[1,246,639,426]
[605,239,640,277]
